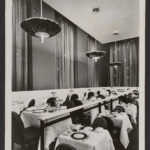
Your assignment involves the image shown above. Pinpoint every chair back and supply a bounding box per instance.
[102,117,113,137]
[12,112,24,143]
[56,143,76,150]
[92,117,108,129]
[114,106,125,113]
[71,100,83,124]
[28,99,35,108]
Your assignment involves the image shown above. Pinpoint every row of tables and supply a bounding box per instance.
[20,91,137,150]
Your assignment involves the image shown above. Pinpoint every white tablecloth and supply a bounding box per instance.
[111,113,133,148]
[119,103,137,124]
[55,130,115,150]
[21,111,72,150]
[98,112,133,149]
[89,108,99,124]
[82,100,100,124]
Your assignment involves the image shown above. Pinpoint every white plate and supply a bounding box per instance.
[33,109,45,113]
[71,132,87,139]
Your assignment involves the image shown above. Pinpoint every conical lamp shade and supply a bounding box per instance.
[21,17,61,43]
[86,50,106,62]
[20,0,61,43]
[109,62,122,69]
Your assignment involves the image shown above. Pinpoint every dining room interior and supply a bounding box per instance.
[11,0,140,150]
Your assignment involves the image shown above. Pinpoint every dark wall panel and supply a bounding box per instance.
[31,1,57,90]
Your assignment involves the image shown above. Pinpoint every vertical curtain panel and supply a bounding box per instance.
[87,36,98,87]
[12,0,28,91]
[109,38,139,87]
[55,17,75,89]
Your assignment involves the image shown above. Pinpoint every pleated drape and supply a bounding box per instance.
[12,0,28,91]
[55,18,75,89]
[109,38,139,86]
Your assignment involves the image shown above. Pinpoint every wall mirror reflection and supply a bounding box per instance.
[12,0,139,91]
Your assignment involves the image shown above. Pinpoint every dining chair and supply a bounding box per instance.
[92,117,108,129]
[12,111,40,150]
[28,99,35,108]
[102,117,113,137]
[71,99,84,124]
[56,143,77,150]
[102,116,120,142]
[113,106,125,113]
[19,99,35,116]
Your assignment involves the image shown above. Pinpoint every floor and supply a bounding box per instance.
[115,125,138,150]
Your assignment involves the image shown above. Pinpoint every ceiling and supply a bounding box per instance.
[44,0,139,44]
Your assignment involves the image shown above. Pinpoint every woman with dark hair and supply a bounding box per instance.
[86,92,99,125]
[70,94,83,124]
[104,90,112,111]
[96,91,105,99]
[70,94,83,106]
[62,95,75,109]
[106,90,111,97]
[46,97,57,112]
[87,92,95,100]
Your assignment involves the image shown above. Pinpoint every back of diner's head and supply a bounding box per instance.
[97,91,100,95]
[106,90,111,96]
[127,95,135,103]
[119,95,127,104]
[87,92,95,100]
[70,94,79,102]
[118,96,124,100]
[47,97,56,106]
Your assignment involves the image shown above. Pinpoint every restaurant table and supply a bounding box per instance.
[119,103,137,124]
[55,128,115,150]
[19,92,127,150]
[82,100,103,124]
[21,111,72,150]
[98,112,133,149]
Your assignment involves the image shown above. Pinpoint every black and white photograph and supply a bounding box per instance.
[4,0,145,150]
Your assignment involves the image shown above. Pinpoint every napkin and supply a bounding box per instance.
[95,127,105,133]
[26,106,37,111]
[83,126,93,132]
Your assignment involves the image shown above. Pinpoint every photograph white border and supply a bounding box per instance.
[5,0,145,150]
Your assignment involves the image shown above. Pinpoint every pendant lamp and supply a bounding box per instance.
[20,0,61,43]
[109,31,122,68]
[109,62,122,69]
[86,7,106,62]
[86,49,106,62]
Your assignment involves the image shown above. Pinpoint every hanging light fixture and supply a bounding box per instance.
[86,7,106,62]
[109,31,122,68]
[109,62,122,69]
[86,40,106,62]
[20,0,61,43]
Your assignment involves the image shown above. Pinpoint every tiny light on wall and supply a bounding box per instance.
[20,0,61,43]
